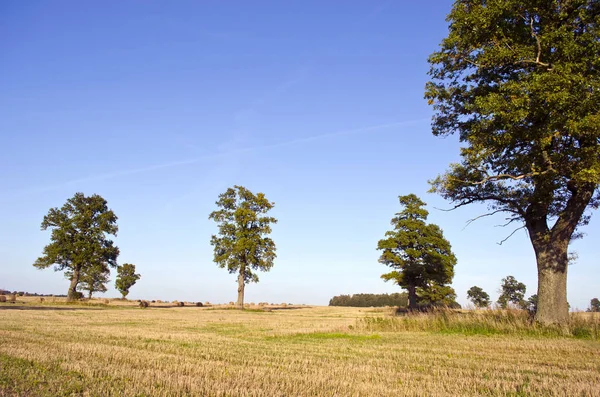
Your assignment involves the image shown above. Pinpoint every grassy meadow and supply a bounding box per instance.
[1,298,600,396]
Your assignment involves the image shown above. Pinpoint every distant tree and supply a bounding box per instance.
[525,294,539,315]
[71,267,110,299]
[467,286,491,308]
[115,263,141,299]
[497,276,527,309]
[426,0,600,325]
[209,186,277,309]
[34,193,119,301]
[377,194,457,310]
[589,298,600,313]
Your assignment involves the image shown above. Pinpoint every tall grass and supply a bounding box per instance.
[359,308,600,339]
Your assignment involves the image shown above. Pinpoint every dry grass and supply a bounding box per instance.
[0,303,599,396]
[360,307,600,340]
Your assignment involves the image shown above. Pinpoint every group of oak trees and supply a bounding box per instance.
[33,1,599,325]
[34,193,140,301]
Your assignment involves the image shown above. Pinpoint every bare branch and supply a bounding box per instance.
[526,16,552,69]
[497,226,526,245]
[495,217,520,228]
[463,209,506,230]
[448,171,539,186]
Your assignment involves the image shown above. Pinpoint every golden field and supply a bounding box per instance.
[1,298,599,396]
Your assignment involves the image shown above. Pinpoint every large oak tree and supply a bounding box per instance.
[209,186,277,309]
[426,0,600,324]
[34,193,119,301]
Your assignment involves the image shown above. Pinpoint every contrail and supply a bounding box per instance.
[4,118,428,197]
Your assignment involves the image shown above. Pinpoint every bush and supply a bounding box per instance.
[9,294,17,303]
[0,295,6,303]
[70,291,84,301]
[174,301,184,307]
[139,301,149,308]
[195,302,203,307]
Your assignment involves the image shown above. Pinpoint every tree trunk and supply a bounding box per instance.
[88,290,93,299]
[534,242,569,325]
[407,284,417,310]
[67,267,81,302]
[236,268,245,309]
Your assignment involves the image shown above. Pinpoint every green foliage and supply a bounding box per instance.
[115,263,141,299]
[68,267,110,299]
[525,294,539,314]
[209,186,277,306]
[467,286,491,308]
[589,298,600,312]
[377,194,457,309]
[497,276,527,309]
[426,0,600,324]
[417,284,461,308]
[328,293,408,307]
[33,193,119,301]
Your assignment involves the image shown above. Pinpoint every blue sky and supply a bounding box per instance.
[1,1,598,309]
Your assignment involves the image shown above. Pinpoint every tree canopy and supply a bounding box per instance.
[34,193,119,301]
[497,275,527,309]
[73,267,110,299]
[426,0,600,324]
[377,194,457,310]
[467,286,491,308]
[209,186,277,309]
[589,298,600,312]
[115,263,141,299]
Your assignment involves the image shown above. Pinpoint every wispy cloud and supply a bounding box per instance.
[4,118,428,198]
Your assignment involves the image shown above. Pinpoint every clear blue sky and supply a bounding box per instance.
[1,1,598,309]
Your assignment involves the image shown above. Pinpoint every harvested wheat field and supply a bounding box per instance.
[1,302,599,396]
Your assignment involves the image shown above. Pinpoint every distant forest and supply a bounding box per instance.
[329,293,408,307]
[0,289,65,297]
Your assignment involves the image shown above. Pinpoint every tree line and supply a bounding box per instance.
[329,293,409,308]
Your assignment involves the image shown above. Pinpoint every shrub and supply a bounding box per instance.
[0,295,6,303]
[195,302,203,307]
[39,297,45,303]
[173,301,184,307]
[139,301,149,308]
[9,294,17,303]
[71,291,84,301]
[103,299,110,305]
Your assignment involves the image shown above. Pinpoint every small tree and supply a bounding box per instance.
[589,298,600,313]
[417,283,460,308]
[71,267,110,299]
[209,186,277,309]
[34,193,119,301]
[115,263,141,299]
[497,276,527,309]
[377,194,457,310]
[467,286,491,308]
[525,294,538,314]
